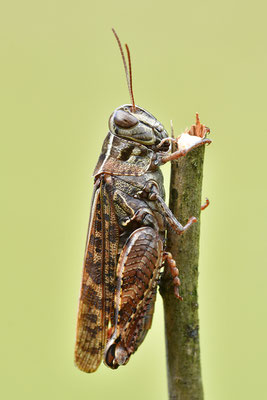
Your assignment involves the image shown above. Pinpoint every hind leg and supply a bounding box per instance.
[104,226,163,369]
[162,252,182,300]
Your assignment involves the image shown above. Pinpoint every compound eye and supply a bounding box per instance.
[113,110,138,129]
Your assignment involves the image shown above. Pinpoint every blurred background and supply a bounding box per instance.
[1,0,267,399]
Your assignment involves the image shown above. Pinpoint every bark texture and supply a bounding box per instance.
[160,139,207,400]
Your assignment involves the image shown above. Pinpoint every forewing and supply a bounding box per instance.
[75,187,105,372]
[101,182,120,330]
[75,181,119,373]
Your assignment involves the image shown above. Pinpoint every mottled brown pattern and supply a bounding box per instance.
[75,181,119,372]
[123,288,158,354]
[118,228,162,329]
[75,100,207,372]
[101,182,120,329]
[104,227,163,367]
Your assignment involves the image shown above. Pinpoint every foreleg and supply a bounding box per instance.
[159,137,211,164]
[156,113,211,165]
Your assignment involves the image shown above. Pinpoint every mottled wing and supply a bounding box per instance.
[75,181,119,372]
[75,186,104,372]
[101,182,120,331]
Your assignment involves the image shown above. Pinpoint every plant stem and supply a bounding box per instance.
[160,124,208,399]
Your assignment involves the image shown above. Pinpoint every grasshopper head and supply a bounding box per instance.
[109,104,170,150]
[110,31,170,151]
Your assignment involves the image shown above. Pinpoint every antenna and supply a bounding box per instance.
[125,44,136,112]
[112,28,136,112]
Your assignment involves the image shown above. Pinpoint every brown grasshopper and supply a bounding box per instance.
[74,29,211,372]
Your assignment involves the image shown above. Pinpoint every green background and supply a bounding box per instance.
[1,0,267,399]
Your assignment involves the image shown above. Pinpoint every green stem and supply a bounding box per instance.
[160,143,206,400]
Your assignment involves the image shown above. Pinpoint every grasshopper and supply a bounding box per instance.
[74,29,211,372]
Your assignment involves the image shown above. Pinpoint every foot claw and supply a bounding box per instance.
[201,198,210,211]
